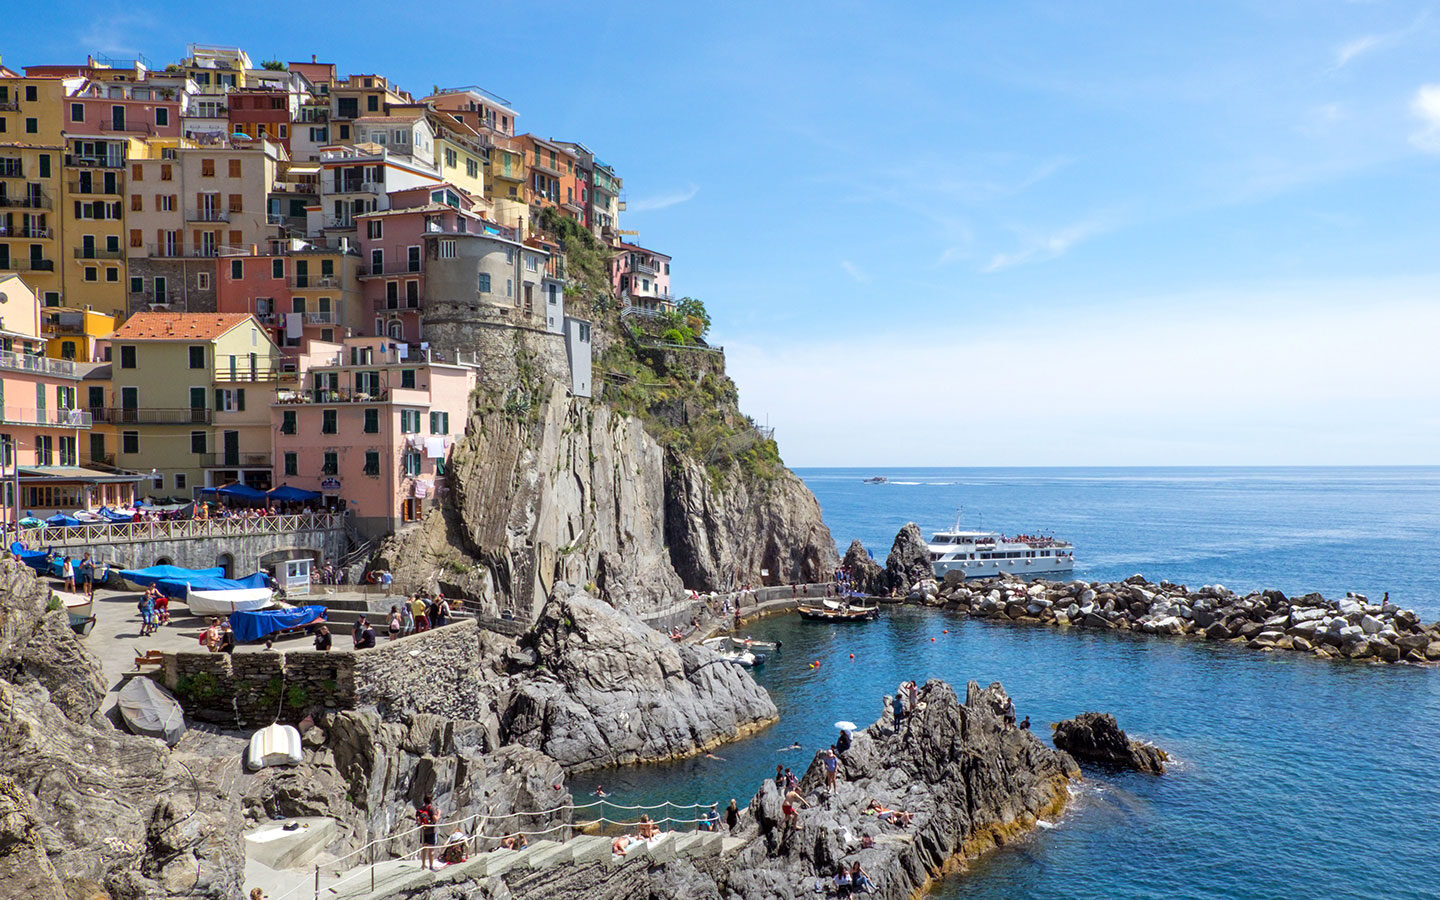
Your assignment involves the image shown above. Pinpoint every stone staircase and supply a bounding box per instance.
[288,829,747,900]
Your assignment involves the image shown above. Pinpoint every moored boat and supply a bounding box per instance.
[928,509,1075,580]
[797,598,880,622]
[117,676,186,746]
[186,587,275,616]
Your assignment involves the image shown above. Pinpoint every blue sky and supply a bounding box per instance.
[15,1,1440,465]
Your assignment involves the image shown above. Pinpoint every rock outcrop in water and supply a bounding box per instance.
[841,539,885,596]
[717,679,1078,899]
[932,569,1440,664]
[884,522,934,595]
[1052,712,1167,774]
[499,586,778,771]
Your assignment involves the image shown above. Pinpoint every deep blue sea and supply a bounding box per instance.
[573,467,1440,900]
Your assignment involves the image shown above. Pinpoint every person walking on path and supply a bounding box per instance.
[725,798,740,832]
[79,554,94,599]
[416,795,439,870]
[62,556,75,592]
[400,601,414,636]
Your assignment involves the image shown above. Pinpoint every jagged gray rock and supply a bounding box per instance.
[884,522,933,594]
[1052,712,1168,774]
[841,540,885,596]
[499,587,778,771]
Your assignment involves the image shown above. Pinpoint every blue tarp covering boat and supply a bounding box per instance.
[229,605,326,643]
[45,513,82,527]
[156,572,270,596]
[10,541,50,571]
[97,506,137,523]
[120,565,225,590]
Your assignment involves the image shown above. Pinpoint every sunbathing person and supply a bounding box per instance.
[637,814,659,839]
[612,834,634,856]
[868,800,913,825]
[499,832,528,850]
[440,830,468,864]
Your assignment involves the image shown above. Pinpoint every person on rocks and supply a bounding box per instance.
[440,829,468,864]
[387,606,401,640]
[824,749,840,789]
[860,833,875,849]
[906,681,919,709]
[725,798,739,832]
[611,834,633,856]
[868,800,912,826]
[637,814,659,838]
[782,788,808,828]
[834,866,853,896]
[313,624,332,652]
[850,861,875,894]
[700,804,719,831]
[784,768,798,792]
[1020,716,1031,730]
[775,764,785,788]
[836,727,852,754]
[416,795,439,869]
[892,693,906,729]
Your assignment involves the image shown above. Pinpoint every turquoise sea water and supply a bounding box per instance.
[573,467,1440,899]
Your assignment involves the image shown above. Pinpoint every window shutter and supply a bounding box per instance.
[214,389,223,410]
[237,389,245,411]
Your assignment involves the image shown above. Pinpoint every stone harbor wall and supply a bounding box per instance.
[155,621,483,728]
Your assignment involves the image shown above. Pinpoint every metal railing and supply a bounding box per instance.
[360,264,423,278]
[0,406,92,427]
[289,275,341,289]
[199,452,272,467]
[66,180,119,195]
[146,244,217,258]
[0,226,53,238]
[0,351,77,377]
[0,195,51,210]
[277,388,391,404]
[20,511,347,548]
[64,155,124,168]
[91,406,212,425]
[186,208,231,223]
[632,261,658,275]
[2,259,55,271]
[73,248,124,259]
[374,298,423,312]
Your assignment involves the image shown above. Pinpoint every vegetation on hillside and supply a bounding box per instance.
[535,207,781,483]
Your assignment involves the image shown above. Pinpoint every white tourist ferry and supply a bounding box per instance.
[927,512,1075,580]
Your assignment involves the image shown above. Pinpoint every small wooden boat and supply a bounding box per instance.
[246,723,303,770]
[117,677,186,746]
[797,599,880,622]
[59,592,95,635]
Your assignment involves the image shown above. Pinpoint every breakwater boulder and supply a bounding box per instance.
[1052,712,1167,774]
[939,572,1440,664]
[717,679,1079,899]
[499,585,778,771]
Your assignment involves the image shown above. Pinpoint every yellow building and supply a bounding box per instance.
[108,312,283,498]
[42,306,115,362]
[486,136,528,233]
[0,72,75,306]
[433,132,488,207]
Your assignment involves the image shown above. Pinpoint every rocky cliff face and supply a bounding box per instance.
[0,560,243,900]
[499,587,779,771]
[885,522,934,594]
[664,453,837,591]
[375,320,836,621]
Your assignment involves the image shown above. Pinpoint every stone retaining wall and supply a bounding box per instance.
[155,620,481,728]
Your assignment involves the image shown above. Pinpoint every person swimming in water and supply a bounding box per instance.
[778,741,802,752]
[592,785,608,797]
[704,752,725,761]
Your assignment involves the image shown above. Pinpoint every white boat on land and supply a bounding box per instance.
[701,635,780,652]
[928,510,1075,580]
[118,677,186,746]
[247,723,303,770]
[186,588,275,616]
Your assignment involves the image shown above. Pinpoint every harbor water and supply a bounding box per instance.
[572,467,1440,899]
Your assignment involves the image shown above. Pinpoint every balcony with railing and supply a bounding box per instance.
[0,194,51,210]
[0,226,53,239]
[0,350,77,377]
[276,387,392,405]
[146,243,217,258]
[186,207,231,223]
[2,258,56,272]
[632,260,658,275]
[199,451,272,468]
[330,179,384,195]
[359,263,423,278]
[0,100,18,112]
[374,296,423,313]
[91,406,212,425]
[288,274,342,289]
[64,154,124,169]
[0,407,92,428]
[0,161,23,178]
[73,247,124,260]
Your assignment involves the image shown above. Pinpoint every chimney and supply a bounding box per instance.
[312,55,317,64]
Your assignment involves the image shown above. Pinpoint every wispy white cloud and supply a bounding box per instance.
[78,12,158,57]
[839,260,870,284]
[1335,35,1383,68]
[1409,84,1440,152]
[982,218,1110,273]
[627,184,699,213]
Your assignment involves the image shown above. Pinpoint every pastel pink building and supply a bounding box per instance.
[356,183,490,343]
[609,241,673,314]
[64,81,182,139]
[270,335,475,538]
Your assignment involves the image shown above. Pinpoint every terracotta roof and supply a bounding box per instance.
[110,312,254,341]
